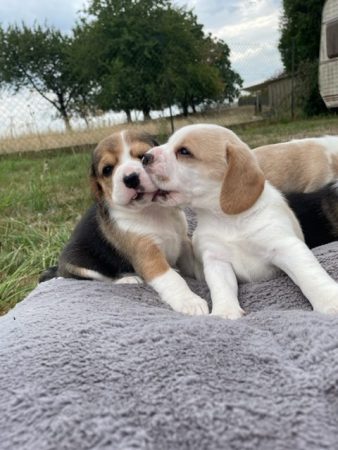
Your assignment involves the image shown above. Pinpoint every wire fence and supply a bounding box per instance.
[0,42,306,155]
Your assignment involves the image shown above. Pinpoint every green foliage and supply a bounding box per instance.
[205,38,243,103]
[279,0,325,71]
[278,0,327,116]
[296,60,327,116]
[74,0,242,117]
[0,24,95,129]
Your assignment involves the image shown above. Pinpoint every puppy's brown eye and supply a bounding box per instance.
[102,165,113,177]
[177,147,192,157]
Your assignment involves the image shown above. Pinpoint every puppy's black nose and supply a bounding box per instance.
[123,172,140,189]
[142,153,154,166]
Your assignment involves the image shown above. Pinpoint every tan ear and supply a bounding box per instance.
[220,143,265,215]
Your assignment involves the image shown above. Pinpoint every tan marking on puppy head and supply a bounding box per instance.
[90,130,158,204]
[174,127,240,179]
[127,131,158,160]
[220,143,265,215]
[254,141,331,193]
[90,134,122,204]
[172,126,249,179]
[170,125,264,213]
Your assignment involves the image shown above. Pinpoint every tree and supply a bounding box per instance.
[75,0,242,119]
[278,0,327,115]
[151,6,223,116]
[0,24,94,130]
[204,37,243,104]
[74,0,172,120]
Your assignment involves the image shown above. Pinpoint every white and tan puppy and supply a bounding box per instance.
[143,124,338,319]
[253,136,338,193]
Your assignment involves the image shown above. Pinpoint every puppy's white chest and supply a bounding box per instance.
[225,242,277,282]
[195,216,278,283]
[114,207,184,266]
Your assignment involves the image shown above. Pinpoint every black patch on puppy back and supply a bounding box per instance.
[287,183,338,248]
[58,204,133,279]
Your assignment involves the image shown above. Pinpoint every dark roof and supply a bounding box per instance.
[243,74,291,92]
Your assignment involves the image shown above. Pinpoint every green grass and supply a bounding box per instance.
[234,114,338,147]
[1,114,338,315]
[0,148,93,314]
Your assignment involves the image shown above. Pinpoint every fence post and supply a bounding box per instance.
[291,38,295,120]
[168,103,174,134]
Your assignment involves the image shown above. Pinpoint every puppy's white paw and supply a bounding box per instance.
[314,300,338,315]
[171,294,209,316]
[211,306,245,320]
[114,275,143,285]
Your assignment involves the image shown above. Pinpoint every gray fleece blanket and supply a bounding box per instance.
[2,243,338,450]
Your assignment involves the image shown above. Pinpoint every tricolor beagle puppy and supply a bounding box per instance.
[143,124,338,319]
[286,182,338,249]
[40,130,208,316]
[253,136,338,193]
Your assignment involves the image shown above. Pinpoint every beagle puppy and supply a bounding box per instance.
[40,130,208,316]
[286,182,338,249]
[143,124,338,319]
[253,136,338,193]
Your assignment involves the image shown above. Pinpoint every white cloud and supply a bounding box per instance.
[175,0,283,85]
[215,12,279,40]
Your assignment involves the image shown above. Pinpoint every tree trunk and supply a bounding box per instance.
[143,107,151,121]
[125,110,132,123]
[63,114,72,132]
[57,95,72,132]
[83,115,90,128]
[191,100,197,114]
[182,102,189,117]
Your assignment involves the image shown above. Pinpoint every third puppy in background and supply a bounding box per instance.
[253,136,338,193]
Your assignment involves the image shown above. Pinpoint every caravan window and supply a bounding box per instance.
[327,19,338,59]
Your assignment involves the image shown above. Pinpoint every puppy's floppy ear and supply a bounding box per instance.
[220,143,265,215]
[90,163,103,202]
[150,135,159,147]
[140,132,159,147]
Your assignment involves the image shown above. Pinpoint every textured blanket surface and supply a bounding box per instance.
[2,243,338,450]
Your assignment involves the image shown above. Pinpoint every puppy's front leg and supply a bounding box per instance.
[176,238,204,281]
[271,237,338,314]
[132,237,208,316]
[203,252,244,320]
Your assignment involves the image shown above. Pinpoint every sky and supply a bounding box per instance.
[175,0,284,86]
[0,0,284,135]
[0,0,284,86]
